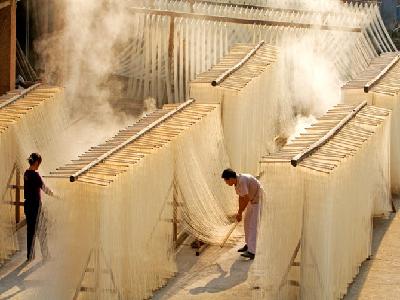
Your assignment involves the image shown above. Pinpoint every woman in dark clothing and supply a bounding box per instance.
[24,153,54,262]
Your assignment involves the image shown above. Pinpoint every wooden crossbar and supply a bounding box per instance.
[364,55,400,93]
[69,99,195,182]
[127,7,362,32]
[173,0,358,16]
[291,101,367,167]
[211,41,264,87]
[3,163,25,227]
[278,239,301,290]
[73,247,121,300]
[0,83,41,110]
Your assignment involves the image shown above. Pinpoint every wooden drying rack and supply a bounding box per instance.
[44,99,212,254]
[0,83,41,110]
[127,7,362,33]
[2,164,25,230]
[364,55,400,93]
[73,247,121,300]
[291,101,367,167]
[65,99,194,182]
[211,40,265,86]
[0,84,44,230]
[168,0,362,16]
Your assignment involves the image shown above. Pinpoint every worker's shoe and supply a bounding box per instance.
[237,245,248,252]
[241,251,255,260]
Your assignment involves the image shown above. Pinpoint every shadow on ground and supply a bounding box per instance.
[189,258,252,295]
[0,261,44,300]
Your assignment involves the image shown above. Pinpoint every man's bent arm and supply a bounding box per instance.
[238,194,250,215]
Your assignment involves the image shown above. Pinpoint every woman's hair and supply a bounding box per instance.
[221,168,237,180]
[28,153,42,165]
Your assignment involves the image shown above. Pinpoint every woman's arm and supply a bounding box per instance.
[37,173,54,196]
[42,183,54,196]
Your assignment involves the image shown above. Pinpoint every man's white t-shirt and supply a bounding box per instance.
[234,174,263,204]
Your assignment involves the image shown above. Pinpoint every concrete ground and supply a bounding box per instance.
[344,197,400,300]
[0,227,43,300]
[1,199,400,299]
[155,198,400,300]
[0,224,254,300]
[153,225,255,300]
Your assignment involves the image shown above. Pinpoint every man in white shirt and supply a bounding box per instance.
[221,168,263,260]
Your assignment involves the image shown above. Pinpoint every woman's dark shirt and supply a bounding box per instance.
[24,170,43,205]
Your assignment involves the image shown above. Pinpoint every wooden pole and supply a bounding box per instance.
[168,17,174,62]
[15,167,20,224]
[220,221,238,248]
[0,0,16,94]
[173,180,178,245]
[168,16,175,99]
[69,99,195,182]
[127,7,362,33]
[95,248,100,298]
[291,101,367,167]
[278,239,301,290]
[364,55,400,93]
[0,83,41,109]
[212,40,264,86]
[167,0,358,17]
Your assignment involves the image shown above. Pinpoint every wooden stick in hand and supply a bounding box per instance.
[220,221,239,248]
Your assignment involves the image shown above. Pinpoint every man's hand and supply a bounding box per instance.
[236,213,242,222]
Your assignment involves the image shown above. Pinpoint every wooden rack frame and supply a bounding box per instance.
[73,247,121,300]
[3,164,25,230]
[69,99,195,182]
[0,83,41,109]
[364,55,400,93]
[291,101,367,167]
[127,7,362,32]
[167,0,362,16]
[211,40,264,86]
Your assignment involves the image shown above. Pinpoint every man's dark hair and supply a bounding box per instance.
[28,153,42,165]
[221,168,237,180]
